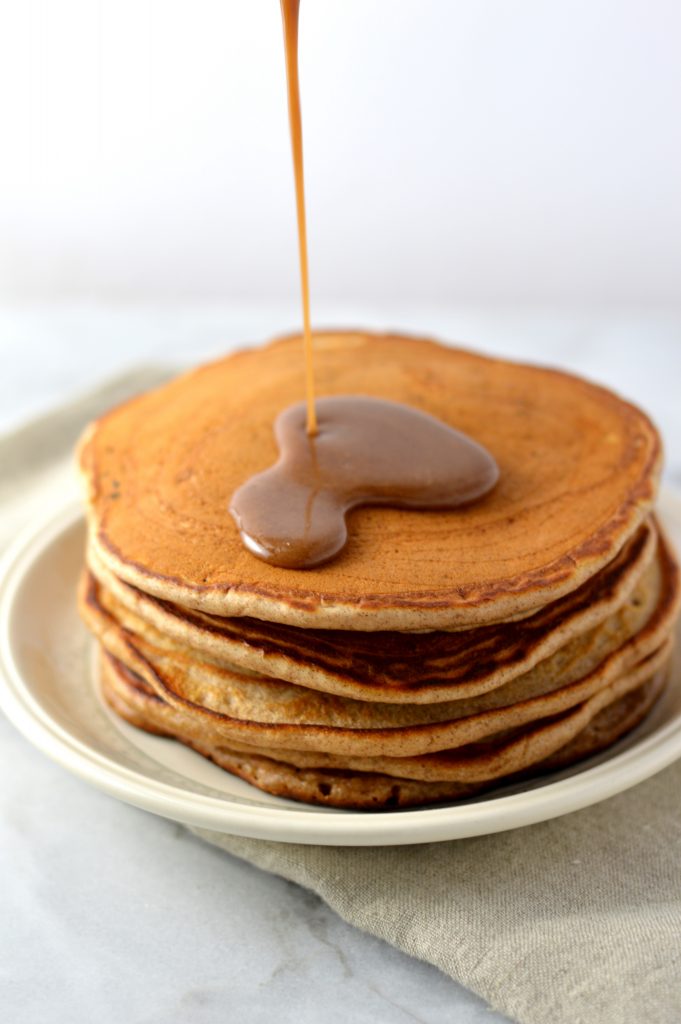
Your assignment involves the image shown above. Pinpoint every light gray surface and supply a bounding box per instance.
[1,720,493,1024]
[1,304,680,1024]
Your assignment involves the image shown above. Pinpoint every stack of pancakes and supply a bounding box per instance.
[77,333,680,809]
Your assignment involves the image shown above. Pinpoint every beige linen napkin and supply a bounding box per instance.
[2,370,681,1024]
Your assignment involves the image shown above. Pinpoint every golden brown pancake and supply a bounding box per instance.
[214,642,671,781]
[99,651,669,809]
[79,529,679,758]
[78,333,662,631]
[77,333,679,810]
[85,519,659,703]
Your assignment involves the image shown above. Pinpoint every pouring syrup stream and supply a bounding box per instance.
[280,0,317,436]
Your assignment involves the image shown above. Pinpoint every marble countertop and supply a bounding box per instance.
[1,303,680,1024]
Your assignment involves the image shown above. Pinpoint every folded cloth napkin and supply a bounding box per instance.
[2,369,681,1024]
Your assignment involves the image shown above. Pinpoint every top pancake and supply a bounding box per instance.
[79,332,662,631]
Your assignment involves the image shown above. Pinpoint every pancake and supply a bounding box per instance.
[99,651,669,809]
[77,332,679,809]
[214,641,672,781]
[79,529,679,757]
[78,333,662,632]
[85,519,659,704]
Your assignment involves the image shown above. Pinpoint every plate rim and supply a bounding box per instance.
[1,491,681,846]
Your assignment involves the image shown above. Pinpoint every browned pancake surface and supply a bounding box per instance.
[100,653,668,809]
[80,333,662,630]
[78,539,678,757]
[86,521,659,703]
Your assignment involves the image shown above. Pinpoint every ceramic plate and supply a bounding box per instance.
[1,491,681,846]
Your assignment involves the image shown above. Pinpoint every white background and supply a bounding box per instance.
[0,0,679,310]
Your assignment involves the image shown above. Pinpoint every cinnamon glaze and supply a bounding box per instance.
[230,396,499,568]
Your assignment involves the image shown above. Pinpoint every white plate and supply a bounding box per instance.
[1,492,681,846]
